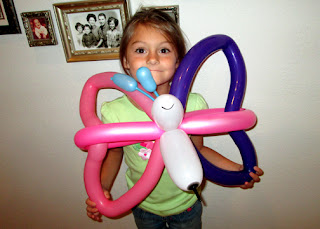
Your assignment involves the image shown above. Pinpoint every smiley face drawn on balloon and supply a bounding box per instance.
[151,94,184,131]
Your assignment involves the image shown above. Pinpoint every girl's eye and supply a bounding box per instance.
[160,48,170,54]
[135,48,145,54]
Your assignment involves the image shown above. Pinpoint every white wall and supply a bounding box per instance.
[1,0,319,228]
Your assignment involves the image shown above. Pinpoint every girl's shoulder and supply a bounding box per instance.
[101,96,148,123]
[186,93,208,112]
[101,96,130,123]
[101,95,129,111]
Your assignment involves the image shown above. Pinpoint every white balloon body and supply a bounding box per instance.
[160,129,203,191]
[152,94,203,191]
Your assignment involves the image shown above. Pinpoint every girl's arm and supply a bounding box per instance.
[191,135,263,188]
[86,147,124,222]
[100,147,124,191]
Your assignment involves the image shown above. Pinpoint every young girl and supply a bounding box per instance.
[74,22,84,49]
[86,8,263,228]
[106,17,122,48]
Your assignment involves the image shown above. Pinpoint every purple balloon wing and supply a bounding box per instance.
[170,35,257,185]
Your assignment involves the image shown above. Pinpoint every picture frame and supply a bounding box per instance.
[0,0,21,35]
[53,0,130,62]
[142,5,179,25]
[21,11,57,47]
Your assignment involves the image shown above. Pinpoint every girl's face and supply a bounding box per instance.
[109,20,115,30]
[84,26,91,34]
[88,17,96,26]
[77,25,83,33]
[124,25,179,91]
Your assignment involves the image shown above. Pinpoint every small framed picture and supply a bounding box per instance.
[53,0,130,62]
[0,0,21,35]
[142,5,179,25]
[21,10,57,47]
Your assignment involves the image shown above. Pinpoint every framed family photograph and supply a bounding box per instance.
[21,11,57,47]
[53,0,130,62]
[0,0,21,35]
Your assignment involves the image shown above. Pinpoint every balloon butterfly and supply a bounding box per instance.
[74,35,258,218]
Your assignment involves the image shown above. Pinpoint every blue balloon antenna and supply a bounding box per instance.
[136,67,160,97]
[111,67,159,101]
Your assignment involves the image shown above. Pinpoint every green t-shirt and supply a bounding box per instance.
[101,93,208,216]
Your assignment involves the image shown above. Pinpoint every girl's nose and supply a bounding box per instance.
[147,51,159,65]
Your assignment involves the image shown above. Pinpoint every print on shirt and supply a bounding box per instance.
[133,141,154,160]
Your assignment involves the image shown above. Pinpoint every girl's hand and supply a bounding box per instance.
[240,166,264,189]
[86,190,111,222]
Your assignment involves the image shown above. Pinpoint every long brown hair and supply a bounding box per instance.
[119,8,186,75]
